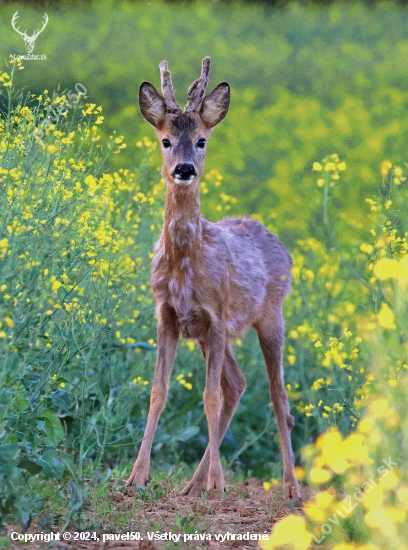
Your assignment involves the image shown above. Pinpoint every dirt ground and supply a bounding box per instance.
[4,480,311,550]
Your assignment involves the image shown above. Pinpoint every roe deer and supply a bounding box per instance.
[125,57,301,499]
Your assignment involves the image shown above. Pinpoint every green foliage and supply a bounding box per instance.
[2,1,408,532]
[2,0,408,246]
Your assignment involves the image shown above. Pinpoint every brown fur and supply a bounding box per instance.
[126,59,300,499]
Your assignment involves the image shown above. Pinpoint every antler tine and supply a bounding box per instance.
[159,60,181,115]
[11,11,25,37]
[33,13,48,38]
[184,57,211,113]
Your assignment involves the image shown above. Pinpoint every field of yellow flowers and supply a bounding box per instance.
[1,49,408,549]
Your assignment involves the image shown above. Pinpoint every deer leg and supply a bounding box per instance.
[200,325,226,496]
[182,345,246,496]
[255,317,301,499]
[126,307,179,487]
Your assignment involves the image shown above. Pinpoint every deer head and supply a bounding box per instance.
[139,57,230,186]
[11,11,48,54]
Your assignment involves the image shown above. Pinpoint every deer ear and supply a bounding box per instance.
[199,82,230,128]
[139,82,166,129]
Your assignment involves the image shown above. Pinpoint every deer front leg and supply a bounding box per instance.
[126,306,179,487]
[182,346,246,496]
[202,325,226,496]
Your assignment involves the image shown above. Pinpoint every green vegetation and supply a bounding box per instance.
[1,3,408,546]
[3,0,408,246]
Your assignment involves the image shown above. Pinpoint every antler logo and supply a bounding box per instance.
[11,11,48,54]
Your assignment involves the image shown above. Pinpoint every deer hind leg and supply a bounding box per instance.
[126,306,179,487]
[255,315,301,499]
[182,344,246,496]
[202,326,226,495]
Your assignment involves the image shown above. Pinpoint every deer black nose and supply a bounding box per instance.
[173,163,196,180]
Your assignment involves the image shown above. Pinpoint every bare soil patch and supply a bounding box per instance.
[3,479,311,550]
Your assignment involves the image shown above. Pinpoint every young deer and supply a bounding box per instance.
[126,58,301,499]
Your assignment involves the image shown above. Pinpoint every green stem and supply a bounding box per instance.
[323,173,330,227]
[321,166,384,302]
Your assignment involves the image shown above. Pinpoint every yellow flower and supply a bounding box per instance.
[260,515,311,550]
[313,162,323,171]
[380,469,399,489]
[358,417,373,433]
[295,466,306,481]
[316,429,349,473]
[315,490,334,508]
[52,280,62,292]
[360,243,374,255]
[4,317,14,328]
[342,433,370,464]
[374,258,405,280]
[380,160,392,177]
[311,378,324,390]
[310,466,332,484]
[263,481,271,491]
[304,501,326,522]
[377,303,395,329]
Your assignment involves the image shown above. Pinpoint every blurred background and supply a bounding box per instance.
[2,0,408,248]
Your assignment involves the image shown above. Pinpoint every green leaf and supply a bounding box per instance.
[41,410,64,444]
[18,457,43,475]
[32,449,65,480]
[15,397,29,413]
[0,444,20,465]
[176,426,199,442]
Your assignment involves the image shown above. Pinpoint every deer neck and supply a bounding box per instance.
[163,179,202,266]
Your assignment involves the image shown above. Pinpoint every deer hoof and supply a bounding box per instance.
[125,470,148,488]
[206,466,225,497]
[181,480,206,497]
[284,479,302,501]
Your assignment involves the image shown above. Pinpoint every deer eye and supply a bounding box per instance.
[162,139,171,148]
[196,139,206,149]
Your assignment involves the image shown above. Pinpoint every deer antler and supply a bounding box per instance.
[184,57,211,113]
[32,13,48,39]
[11,11,26,38]
[159,60,182,115]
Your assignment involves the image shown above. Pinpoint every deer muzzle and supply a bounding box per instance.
[172,163,197,185]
